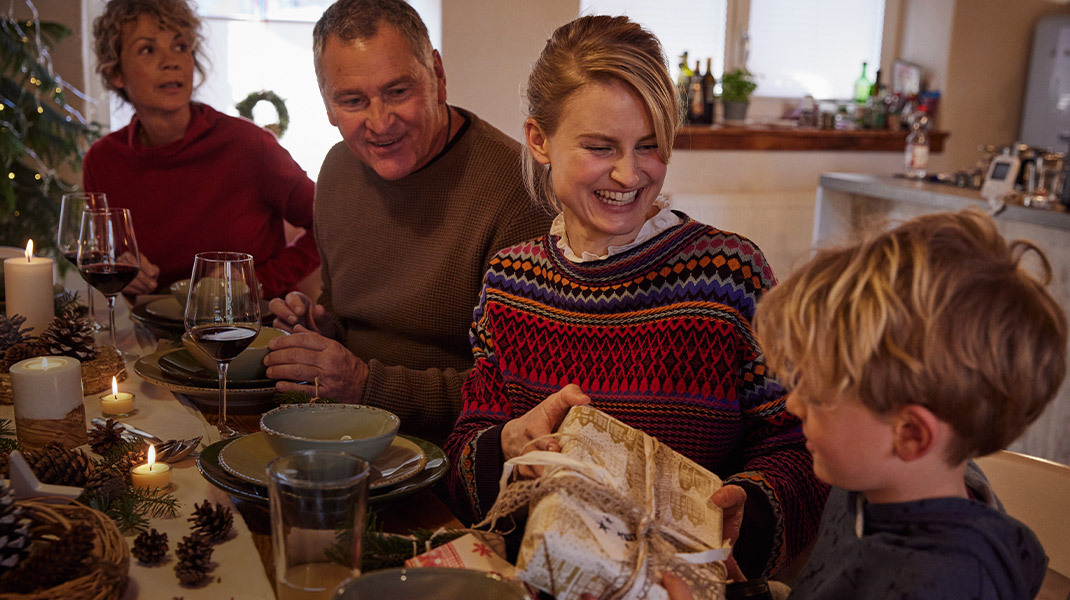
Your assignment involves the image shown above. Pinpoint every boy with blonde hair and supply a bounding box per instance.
[753,210,1066,599]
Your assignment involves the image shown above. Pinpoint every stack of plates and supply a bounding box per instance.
[131,297,186,334]
[134,348,277,411]
[197,433,449,505]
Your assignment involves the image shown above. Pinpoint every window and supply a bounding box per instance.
[106,1,440,180]
[581,0,886,100]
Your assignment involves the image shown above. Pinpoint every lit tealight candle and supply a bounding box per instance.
[99,376,135,417]
[3,240,55,338]
[131,445,171,490]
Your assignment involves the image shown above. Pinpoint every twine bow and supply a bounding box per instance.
[475,433,730,599]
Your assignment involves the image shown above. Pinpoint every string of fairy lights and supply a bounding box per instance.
[2,0,95,203]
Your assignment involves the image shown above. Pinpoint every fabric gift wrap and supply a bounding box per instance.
[481,405,731,600]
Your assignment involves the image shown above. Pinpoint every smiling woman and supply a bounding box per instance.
[81,0,320,301]
[445,13,828,583]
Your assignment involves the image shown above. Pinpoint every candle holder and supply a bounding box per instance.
[99,375,135,417]
[131,460,172,491]
[99,391,135,417]
[9,355,86,450]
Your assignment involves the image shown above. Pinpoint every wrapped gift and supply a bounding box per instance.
[406,532,536,598]
[482,405,730,600]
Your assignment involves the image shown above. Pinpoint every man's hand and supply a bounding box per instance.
[712,484,748,582]
[265,325,367,401]
[124,254,159,295]
[269,291,336,337]
[500,384,590,479]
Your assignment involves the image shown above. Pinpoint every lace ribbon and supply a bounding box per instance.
[475,434,731,599]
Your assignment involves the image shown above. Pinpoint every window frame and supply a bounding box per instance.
[722,0,902,104]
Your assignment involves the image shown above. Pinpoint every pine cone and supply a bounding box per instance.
[88,418,127,455]
[38,311,96,361]
[174,533,214,585]
[84,469,126,503]
[0,314,33,351]
[23,442,94,487]
[1,342,42,373]
[0,522,94,593]
[188,500,233,544]
[0,483,31,577]
[132,528,169,564]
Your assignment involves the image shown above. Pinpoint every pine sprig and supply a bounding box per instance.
[79,442,181,534]
[0,418,17,454]
[325,512,467,572]
[273,389,338,405]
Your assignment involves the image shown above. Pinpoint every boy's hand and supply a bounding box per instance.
[711,484,748,582]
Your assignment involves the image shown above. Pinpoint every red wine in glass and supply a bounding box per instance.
[58,192,107,330]
[78,263,140,296]
[188,325,258,361]
[77,208,140,360]
[184,251,261,439]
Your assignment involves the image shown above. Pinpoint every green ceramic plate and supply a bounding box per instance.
[197,434,449,506]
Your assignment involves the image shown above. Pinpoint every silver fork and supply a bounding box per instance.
[91,418,203,463]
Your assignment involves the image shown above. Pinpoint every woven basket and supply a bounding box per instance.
[0,346,125,405]
[0,498,129,600]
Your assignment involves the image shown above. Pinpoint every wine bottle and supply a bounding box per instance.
[854,61,872,104]
[678,52,694,122]
[904,111,932,179]
[702,57,717,124]
[687,60,709,124]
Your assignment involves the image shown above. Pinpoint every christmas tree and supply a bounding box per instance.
[0,4,98,260]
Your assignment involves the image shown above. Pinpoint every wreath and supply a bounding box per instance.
[236,90,289,138]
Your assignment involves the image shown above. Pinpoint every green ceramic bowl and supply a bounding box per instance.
[181,326,286,380]
[260,404,400,461]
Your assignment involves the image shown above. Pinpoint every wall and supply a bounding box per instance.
[936,0,1070,173]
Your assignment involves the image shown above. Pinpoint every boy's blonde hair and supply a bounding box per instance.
[755,210,1067,463]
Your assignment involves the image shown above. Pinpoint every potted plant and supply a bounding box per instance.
[720,68,757,124]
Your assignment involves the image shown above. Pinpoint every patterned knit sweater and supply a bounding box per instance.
[445,215,828,575]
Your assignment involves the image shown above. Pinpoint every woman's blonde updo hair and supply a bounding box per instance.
[524,15,681,211]
[93,0,206,103]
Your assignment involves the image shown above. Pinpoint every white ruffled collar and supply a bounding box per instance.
[551,196,681,263]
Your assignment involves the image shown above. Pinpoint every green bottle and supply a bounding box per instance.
[854,62,872,104]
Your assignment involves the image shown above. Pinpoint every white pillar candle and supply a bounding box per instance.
[131,445,172,490]
[3,240,55,338]
[10,355,86,449]
[100,376,135,416]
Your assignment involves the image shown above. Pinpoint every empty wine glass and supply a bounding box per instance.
[184,252,261,439]
[58,192,108,330]
[77,208,140,361]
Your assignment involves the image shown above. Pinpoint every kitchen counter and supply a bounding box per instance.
[814,172,1070,465]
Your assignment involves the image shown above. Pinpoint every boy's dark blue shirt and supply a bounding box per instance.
[789,483,1047,599]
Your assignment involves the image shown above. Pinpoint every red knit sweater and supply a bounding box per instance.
[82,103,318,298]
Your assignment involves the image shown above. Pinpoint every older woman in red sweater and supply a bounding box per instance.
[82,0,318,299]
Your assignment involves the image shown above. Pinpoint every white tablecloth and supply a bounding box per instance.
[1,295,277,599]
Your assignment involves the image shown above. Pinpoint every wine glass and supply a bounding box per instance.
[58,192,108,331]
[77,208,140,361]
[184,252,261,439]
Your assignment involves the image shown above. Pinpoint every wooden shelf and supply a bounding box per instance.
[673,125,949,152]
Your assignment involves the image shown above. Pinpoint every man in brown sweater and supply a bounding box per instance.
[265,0,550,444]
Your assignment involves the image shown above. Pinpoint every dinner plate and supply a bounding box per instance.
[134,349,277,412]
[131,301,185,334]
[333,567,527,599]
[157,348,275,388]
[197,434,448,506]
[144,297,184,321]
[218,432,427,490]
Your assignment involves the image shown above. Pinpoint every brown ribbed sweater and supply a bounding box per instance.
[314,108,552,444]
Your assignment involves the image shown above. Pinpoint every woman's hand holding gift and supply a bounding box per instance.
[501,383,590,479]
